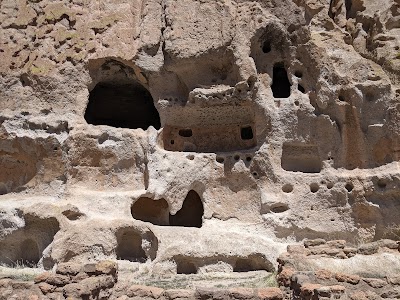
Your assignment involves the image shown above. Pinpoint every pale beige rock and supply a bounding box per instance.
[0,0,400,299]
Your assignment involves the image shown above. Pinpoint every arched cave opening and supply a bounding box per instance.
[169,190,204,228]
[116,229,147,262]
[84,82,161,130]
[271,63,291,98]
[131,197,169,226]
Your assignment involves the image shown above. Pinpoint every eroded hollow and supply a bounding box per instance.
[0,214,60,269]
[270,203,289,213]
[116,228,147,262]
[175,257,197,274]
[271,63,291,98]
[281,143,322,173]
[233,254,273,272]
[85,82,161,130]
[131,197,169,226]
[169,190,204,228]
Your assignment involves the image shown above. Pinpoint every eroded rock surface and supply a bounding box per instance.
[0,0,400,299]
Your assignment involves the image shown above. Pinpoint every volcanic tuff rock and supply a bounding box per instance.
[0,0,400,299]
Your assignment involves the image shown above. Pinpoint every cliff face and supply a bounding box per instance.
[0,0,400,298]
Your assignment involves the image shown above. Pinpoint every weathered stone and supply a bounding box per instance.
[277,266,295,287]
[56,262,81,275]
[37,282,55,294]
[335,273,361,285]
[228,287,255,299]
[387,275,400,285]
[257,288,283,300]
[304,239,326,248]
[299,284,321,297]
[0,0,400,298]
[315,269,334,281]
[326,240,346,249]
[45,274,70,286]
[357,243,379,255]
[95,260,117,276]
[34,272,52,284]
[165,289,196,300]
[362,278,387,288]
[128,285,165,298]
[72,272,89,282]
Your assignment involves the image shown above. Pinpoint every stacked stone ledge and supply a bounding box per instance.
[277,239,400,299]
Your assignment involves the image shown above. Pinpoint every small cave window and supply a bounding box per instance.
[116,229,147,262]
[241,126,254,140]
[85,82,161,130]
[271,63,291,98]
[179,129,193,137]
[262,40,271,53]
[169,190,204,228]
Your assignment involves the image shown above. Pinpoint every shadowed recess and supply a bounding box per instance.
[116,228,146,262]
[131,197,169,226]
[85,82,161,130]
[169,190,204,228]
[271,63,291,98]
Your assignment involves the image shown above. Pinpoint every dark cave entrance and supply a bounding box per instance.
[116,229,147,262]
[271,63,291,98]
[20,239,40,266]
[131,197,170,226]
[84,82,161,130]
[169,190,204,228]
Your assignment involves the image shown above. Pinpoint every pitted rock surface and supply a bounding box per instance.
[1,0,400,299]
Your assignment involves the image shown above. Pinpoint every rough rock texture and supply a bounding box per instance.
[1,0,400,299]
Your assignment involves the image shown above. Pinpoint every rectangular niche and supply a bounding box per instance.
[162,86,257,153]
[281,143,322,173]
[163,124,256,152]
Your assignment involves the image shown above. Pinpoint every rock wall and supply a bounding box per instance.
[0,0,400,298]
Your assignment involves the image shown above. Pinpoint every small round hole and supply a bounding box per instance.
[294,100,299,106]
[216,156,224,164]
[187,154,194,160]
[246,156,252,162]
[339,95,345,102]
[310,183,319,193]
[170,140,175,145]
[330,218,335,222]
[234,155,240,161]
[327,182,334,189]
[252,172,258,177]
[282,184,293,193]
[377,179,387,189]
[262,41,271,53]
[294,71,303,78]
[345,183,353,192]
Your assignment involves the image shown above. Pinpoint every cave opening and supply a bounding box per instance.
[241,126,254,140]
[20,239,40,266]
[131,197,169,226]
[116,229,147,262]
[271,63,291,98]
[169,190,204,228]
[85,82,161,130]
